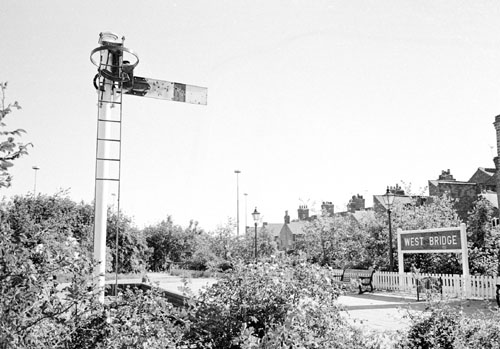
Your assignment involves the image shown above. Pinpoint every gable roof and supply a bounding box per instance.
[286,221,307,235]
[261,223,283,238]
[468,167,496,184]
[373,195,413,210]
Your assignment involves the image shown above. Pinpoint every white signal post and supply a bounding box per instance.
[90,32,207,302]
[92,33,124,302]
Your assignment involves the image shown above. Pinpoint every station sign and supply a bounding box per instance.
[397,224,470,296]
[400,229,461,252]
[397,224,469,277]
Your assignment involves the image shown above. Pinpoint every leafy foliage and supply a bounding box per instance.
[391,194,463,273]
[230,225,278,262]
[0,82,31,188]
[96,288,187,349]
[106,209,150,273]
[299,213,370,268]
[0,219,101,348]
[185,260,346,348]
[144,217,202,271]
[1,191,94,263]
[399,306,458,349]
[466,197,500,275]
[399,301,500,349]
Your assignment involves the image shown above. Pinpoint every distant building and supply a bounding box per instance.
[347,194,365,213]
[373,184,416,213]
[468,167,497,192]
[427,168,500,221]
[321,201,335,216]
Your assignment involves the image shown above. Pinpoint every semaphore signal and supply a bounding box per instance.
[90,32,207,302]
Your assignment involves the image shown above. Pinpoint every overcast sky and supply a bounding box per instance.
[1,1,500,232]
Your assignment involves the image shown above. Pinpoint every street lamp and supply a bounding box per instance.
[252,207,260,261]
[32,166,40,196]
[234,170,241,236]
[244,193,248,233]
[382,186,396,271]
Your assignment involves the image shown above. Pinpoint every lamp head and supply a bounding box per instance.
[252,207,260,222]
[382,186,396,208]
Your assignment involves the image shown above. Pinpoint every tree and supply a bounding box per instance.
[0,82,31,188]
[360,213,388,269]
[1,191,94,262]
[390,194,463,273]
[0,211,102,348]
[144,216,199,271]
[299,212,369,268]
[466,197,500,275]
[230,225,277,262]
[107,210,150,273]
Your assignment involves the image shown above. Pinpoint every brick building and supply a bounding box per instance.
[347,195,365,213]
[373,184,415,213]
[428,169,477,221]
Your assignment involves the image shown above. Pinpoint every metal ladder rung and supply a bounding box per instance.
[96,178,120,181]
[96,157,120,161]
[98,119,121,123]
[99,100,122,105]
[97,138,121,142]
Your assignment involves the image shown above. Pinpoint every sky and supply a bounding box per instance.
[1,0,500,233]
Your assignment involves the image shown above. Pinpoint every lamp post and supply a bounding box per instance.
[252,207,260,261]
[244,193,248,234]
[382,186,396,271]
[32,166,40,196]
[234,170,241,236]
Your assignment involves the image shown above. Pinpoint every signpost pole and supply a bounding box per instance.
[460,223,470,297]
[397,228,404,290]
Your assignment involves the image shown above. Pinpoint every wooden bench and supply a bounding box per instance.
[332,268,375,294]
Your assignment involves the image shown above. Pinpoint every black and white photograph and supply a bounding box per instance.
[1,1,500,348]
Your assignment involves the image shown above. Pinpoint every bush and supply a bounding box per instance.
[454,315,500,349]
[98,287,187,349]
[184,260,346,348]
[399,306,458,349]
[399,301,500,349]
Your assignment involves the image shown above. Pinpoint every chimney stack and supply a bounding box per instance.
[284,210,290,224]
[321,201,335,216]
[297,205,309,221]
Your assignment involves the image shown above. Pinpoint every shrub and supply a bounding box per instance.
[398,306,458,349]
[184,260,345,348]
[99,287,187,349]
[399,301,500,349]
[453,315,500,349]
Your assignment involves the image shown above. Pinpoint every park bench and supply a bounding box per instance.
[332,268,375,294]
[415,276,443,302]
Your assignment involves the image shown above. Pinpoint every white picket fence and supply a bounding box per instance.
[372,271,500,300]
